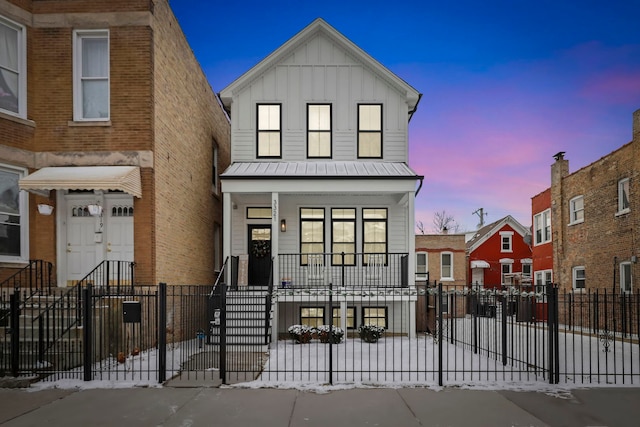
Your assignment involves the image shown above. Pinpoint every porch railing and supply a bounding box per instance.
[278,252,408,288]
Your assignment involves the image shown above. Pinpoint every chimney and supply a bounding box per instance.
[442,226,449,234]
[633,108,640,142]
[551,151,569,186]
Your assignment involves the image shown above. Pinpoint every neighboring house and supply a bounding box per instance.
[219,19,422,338]
[537,109,639,293]
[531,188,553,292]
[466,216,532,289]
[1,0,230,286]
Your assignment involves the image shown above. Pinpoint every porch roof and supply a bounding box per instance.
[19,166,142,198]
[221,161,420,179]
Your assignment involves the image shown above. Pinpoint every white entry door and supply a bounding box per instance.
[66,198,102,285]
[471,268,485,288]
[105,196,134,262]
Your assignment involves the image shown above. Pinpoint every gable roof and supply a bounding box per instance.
[466,215,531,253]
[219,18,421,117]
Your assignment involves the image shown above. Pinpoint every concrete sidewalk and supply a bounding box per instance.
[0,385,639,426]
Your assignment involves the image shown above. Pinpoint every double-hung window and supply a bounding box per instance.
[441,252,453,281]
[620,262,632,293]
[618,178,630,214]
[300,208,324,264]
[534,209,551,245]
[0,16,26,117]
[362,307,387,328]
[73,30,109,121]
[307,104,331,158]
[569,195,584,225]
[257,104,281,157]
[416,252,428,280]
[0,164,28,262]
[501,259,513,286]
[572,266,585,291]
[500,231,513,252]
[362,208,387,263]
[331,208,355,265]
[358,104,382,158]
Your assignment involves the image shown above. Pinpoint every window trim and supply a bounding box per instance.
[362,208,387,263]
[212,141,219,195]
[617,178,630,215]
[0,15,27,118]
[533,209,551,245]
[246,207,272,219]
[73,29,110,122]
[362,306,388,329]
[331,208,356,266]
[569,195,584,225]
[440,251,453,281]
[0,163,29,263]
[300,207,325,265]
[572,266,586,292]
[357,103,383,159]
[307,103,332,158]
[300,306,325,328]
[256,103,282,158]
[501,260,513,286]
[416,251,428,280]
[500,231,513,253]
[620,261,632,293]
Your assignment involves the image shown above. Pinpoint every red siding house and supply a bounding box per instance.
[531,188,553,291]
[466,216,532,289]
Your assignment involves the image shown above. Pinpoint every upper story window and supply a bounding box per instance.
[500,231,513,252]
[0,16,26,118]
[307,104,331,158]
[331,208,355,266]
[257,104,281,158]
[534,209,551,245]
[521,259,532,278]
[0,164,28,262]
[212,141,219,195]
[358,104,382,158]
[416,252,428,280]
[440,252,453,281]
[572,266,585,291]
[569,195,584,225]
[73,30,109,121]
[618,178,630,215]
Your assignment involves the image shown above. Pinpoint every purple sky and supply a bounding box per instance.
[170,0,640,231]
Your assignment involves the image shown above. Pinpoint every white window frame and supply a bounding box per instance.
[212,143,219,195]
[500,231,513,252]
[500,258,513,286]
[0,15,27,118]
[620,261,632,293]
[534,270,553,293]
[416,251,428,280]
[617,178,630,215]
[521,259,532,278]
[569,195,584,225]
[440,251,453,281]
[572,266,586,292]
[534,209,551,245]
[73,29,110,121]
[0,163,29,263]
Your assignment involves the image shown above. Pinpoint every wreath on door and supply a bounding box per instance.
[251,240,270,258]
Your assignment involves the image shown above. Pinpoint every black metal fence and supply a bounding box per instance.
[2,279,639,387]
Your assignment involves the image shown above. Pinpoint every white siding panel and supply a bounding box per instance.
[312,66,325,99]
[282,130,305,160]
[333,131,354,160]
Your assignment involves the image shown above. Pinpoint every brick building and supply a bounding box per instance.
[0,0,230,286]
[543,109,640,292]
[415,233,467,287]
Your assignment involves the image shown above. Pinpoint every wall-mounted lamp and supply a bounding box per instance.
[87,204,103,217]
[37,204,54,216]
[280,219,287,232]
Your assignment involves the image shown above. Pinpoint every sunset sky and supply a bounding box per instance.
[170,0,640,231]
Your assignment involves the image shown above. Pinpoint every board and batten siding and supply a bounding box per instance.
[229,34,410,163]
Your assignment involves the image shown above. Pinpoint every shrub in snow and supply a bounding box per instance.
[316,325,344,344]
[288,324,314,343]
[358,324,385,343]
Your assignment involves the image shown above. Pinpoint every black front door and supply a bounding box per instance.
[248,225,271,287]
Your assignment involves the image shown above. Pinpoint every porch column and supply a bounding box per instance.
[271,192,280,287]
[223,192,232,284]
[408,191,416,338]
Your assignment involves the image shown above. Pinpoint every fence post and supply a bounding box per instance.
[10,292,20,377]
[220,282,227,385]
[438,282,443,387]
[158,282,167,383]
[82,283,92,381]
[328,281,334,385]
[501,294,507,366]
[546,283,559,384]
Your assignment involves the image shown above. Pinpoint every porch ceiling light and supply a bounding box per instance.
[280,219,287,232]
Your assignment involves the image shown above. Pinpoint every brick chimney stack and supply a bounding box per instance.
[633,108,639,142]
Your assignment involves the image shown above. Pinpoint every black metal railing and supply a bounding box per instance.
[0,260,53,294]
[278,252,408,289]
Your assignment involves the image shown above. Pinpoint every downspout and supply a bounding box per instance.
[408,93,423,123]
[415,175,424,197]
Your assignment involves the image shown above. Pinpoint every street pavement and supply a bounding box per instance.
[0,384,639,426]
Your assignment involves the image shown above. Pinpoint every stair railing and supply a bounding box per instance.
[0,260,53,294]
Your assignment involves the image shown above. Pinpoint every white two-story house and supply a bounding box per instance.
[219,18,422,339]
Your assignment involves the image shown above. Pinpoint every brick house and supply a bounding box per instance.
[466,215,532,290]
[0,0,230,286]
[537,109,640,292]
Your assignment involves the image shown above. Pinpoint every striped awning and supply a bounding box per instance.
[19,166,142,198]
